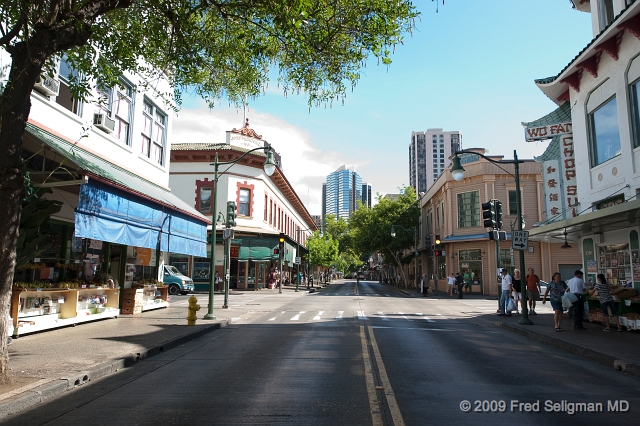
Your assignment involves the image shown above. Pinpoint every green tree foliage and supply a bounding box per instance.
[0,0,418,382]
[307,231,339,269]
[349,187,419,280]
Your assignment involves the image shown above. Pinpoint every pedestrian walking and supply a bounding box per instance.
[526,268,541,314]
[498,269,514,316]
[512,269,522,314]
[455,272,464,299]
[463,270,471,294]
[421,274,429,296]
[567,270,586,330]
[589,274,622,332]
[542,272,567,331]
[447,273,456,296]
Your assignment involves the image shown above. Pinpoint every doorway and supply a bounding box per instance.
[460,261,483,294]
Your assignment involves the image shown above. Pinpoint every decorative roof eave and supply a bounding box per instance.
[521,101,572,128]
[534,2,640,105]
[231,118,262,140]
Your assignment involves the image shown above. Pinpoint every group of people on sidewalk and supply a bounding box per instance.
[447,271,471,299]
[497,268,544,316]
[497,267,624,333]
[541,269,623,332]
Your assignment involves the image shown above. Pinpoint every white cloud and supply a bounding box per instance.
[171,105,359,215]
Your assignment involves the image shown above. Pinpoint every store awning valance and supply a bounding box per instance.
[76,180,208,257]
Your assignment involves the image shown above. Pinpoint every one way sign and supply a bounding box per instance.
[512,230,529,251]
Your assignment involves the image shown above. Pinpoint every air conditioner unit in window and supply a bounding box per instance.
[33,76,60,96]
[93,112,115,133]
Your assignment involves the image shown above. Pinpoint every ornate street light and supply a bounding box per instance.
[203,146,277,320]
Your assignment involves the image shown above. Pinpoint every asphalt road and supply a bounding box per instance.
[4,281,640,425]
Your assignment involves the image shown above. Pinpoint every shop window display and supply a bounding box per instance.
[599,243,633,286]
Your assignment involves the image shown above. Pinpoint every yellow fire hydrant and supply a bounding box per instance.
[187,295,200,326]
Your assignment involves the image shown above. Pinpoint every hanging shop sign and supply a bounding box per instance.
[524,122,572,142]
[543,159,563,222]
[561,136,579,218]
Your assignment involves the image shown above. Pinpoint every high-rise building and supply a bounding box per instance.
[409,129,462,194]
[323,165,363,223]
[362,183,372,208]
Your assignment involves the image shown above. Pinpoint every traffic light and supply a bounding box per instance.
[434,249,442,257]
[425,235,432,247]
[482,200,497,229]
[273,248,279,255]
[226,201,237,228]
[279,233,285,256]
[434,234,441,245]
[495,200,503,230]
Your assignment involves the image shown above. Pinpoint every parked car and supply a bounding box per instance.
[163,265,195,295]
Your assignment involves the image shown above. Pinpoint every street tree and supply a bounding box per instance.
[0,1,418,382]
[323,214,360,274]
[307,231,339,272]
[349,187,419,285]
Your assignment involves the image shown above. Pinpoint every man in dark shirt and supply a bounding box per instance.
[455,272,464,299]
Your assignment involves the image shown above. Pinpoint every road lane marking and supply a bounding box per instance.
[336,311,344,319]
[290,311,306,321]
[398,312,410,321]
[368,326,405,426]
[313,311,324,320]
[416,313,436,323]
[372,326,452,331]
[357,311,368,320]
[267,317,276,321]
[376,312,389,321]
[360,326,382,426]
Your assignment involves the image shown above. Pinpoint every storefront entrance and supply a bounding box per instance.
[460,261,483,293]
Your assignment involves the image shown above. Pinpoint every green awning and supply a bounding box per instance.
[24,122,209,224]
[236,237,296,262]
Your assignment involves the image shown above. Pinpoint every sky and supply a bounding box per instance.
[172,0,594,216]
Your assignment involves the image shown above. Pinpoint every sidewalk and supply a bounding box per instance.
[0,286,312,418]
[390,283,640,379]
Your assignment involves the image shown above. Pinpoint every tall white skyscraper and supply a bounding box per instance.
[409,129,462,194]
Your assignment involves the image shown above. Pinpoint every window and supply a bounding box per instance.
[596,194,624,210]
[436,206,440,228]
[195,180,214,214]
[239,189,250,216]
[141,100,167,165]
[588,96,621,166]
[113,82,133,145]
[270,200,273,225]
[264,195,268,221]
[508,190,517,215]
[457,191,480,228]
[598,0,615,31]
[441,202,445,225]
[56,58,82,115]
[630,77,640,148]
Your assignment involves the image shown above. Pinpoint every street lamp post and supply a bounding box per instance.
[390,224,419,290]
[451,149,532,326]
[204,146,278,320]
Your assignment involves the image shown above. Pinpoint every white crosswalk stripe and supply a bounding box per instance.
[399,312,410,320]
[416,313,436,323]
[267,317,276,321]
[336,311,344,319]
[357,311,368,320]
[376,311,389,321]
[313,311,324,320]
[290,311,306,321]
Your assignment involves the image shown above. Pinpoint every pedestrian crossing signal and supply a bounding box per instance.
[273,248,279,254]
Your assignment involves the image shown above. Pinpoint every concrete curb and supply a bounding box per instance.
[0,320,229,419]
[497,321,640,378]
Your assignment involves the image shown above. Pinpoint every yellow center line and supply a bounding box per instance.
[368,326,406,426]
[360,325,382,426]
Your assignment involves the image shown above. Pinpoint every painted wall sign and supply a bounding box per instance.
[542,159,563,222]
[524,122,572,142]
[561,136,579,218]
[226,131,263,150]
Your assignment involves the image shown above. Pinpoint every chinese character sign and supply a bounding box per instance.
[561,136,579,217]
[543,159,563,222]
